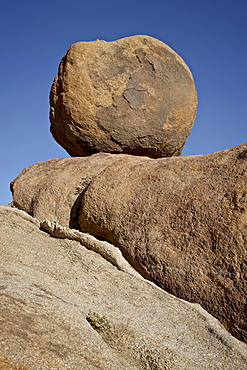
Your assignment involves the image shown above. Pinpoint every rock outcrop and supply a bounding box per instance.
[10,143,247,343]
[79,142,247,343]
[50,35,197,158]
[1,205,247,369]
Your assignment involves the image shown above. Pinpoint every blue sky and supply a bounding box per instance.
[0,0,246,205]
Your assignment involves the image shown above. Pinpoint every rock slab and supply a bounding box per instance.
[50,35,198,158]
[1,206,247,369]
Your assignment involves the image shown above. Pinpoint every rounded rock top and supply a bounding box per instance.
[50,35,198,158]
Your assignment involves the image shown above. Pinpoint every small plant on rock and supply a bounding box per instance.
[86,310,111,333]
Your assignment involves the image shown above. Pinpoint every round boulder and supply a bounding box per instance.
[50,35,198,158]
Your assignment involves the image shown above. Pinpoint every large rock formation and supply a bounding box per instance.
[78,143,247,342]
[1,205,247,369]
[10,143,247,343]
[7,33,247,365]
[50,35,197,158]
[78,142,247,342]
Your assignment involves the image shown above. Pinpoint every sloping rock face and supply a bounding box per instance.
[50,35,197,158]
[10,152,126,229]
[1,206,247,369]
[10,144,247,343]
[79,143,247,342]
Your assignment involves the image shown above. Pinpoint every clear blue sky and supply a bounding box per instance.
[0,0,246,205]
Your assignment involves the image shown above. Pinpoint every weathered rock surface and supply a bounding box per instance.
[78,143,247,342]
[10,144,247,343]
[50,35,197,158]
[1,205,247,369]
[10,152,126,229]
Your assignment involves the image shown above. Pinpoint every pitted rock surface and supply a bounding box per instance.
[50,35,197,158]
[79,142,247,343]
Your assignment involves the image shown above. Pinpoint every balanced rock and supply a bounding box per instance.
[10,152,126,228]
[50,35,198,158]
[78,143,247,342]
[1,206,247,369]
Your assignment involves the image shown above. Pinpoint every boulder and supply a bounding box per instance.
[1,205,247,369]
[10,152,127,229]
[50,35,197,158]
[79,143,247,342]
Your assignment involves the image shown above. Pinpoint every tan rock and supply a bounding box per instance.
[1,206,247,369]
[79,143,247,342]
[10,144,247,342]
[50,35,198,158]
[10,152,126,228]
